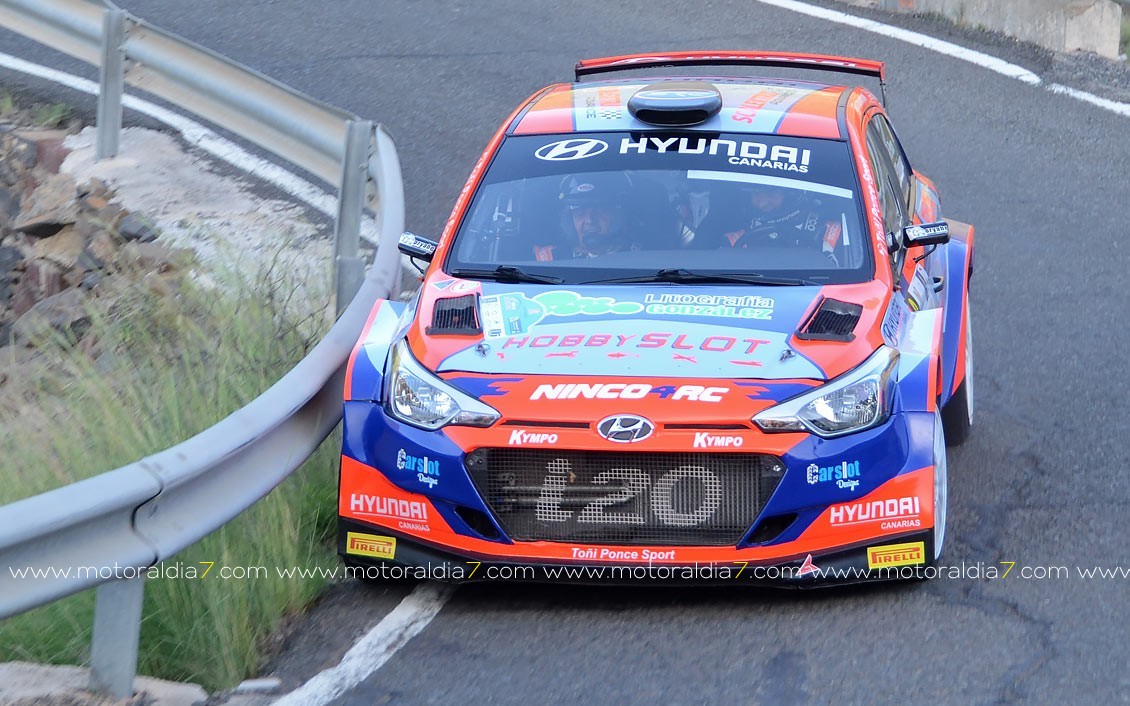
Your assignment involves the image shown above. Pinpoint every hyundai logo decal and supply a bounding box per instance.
[535,138,609,161]
[596,414,655,443]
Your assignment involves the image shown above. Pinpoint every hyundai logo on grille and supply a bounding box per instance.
[535,138,608,161]
[597,414,655,443]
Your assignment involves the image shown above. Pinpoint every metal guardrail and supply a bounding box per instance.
[0,0,355,183]
[0,272,390,690]
[0,0,405,698]
[0,0,391,308]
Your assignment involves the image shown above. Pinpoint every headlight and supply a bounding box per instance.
[384,340,500,430]
[753,347,898,437]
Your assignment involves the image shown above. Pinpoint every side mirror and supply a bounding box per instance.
[398,231,438,262]
[903,221,949,248]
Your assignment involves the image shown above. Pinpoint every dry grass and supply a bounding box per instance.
[0,256,344,690]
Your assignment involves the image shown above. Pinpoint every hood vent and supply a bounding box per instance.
[427,295,481,335]
[796,298,862,342]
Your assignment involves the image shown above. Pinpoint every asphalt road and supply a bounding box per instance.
[5,1,1130,703]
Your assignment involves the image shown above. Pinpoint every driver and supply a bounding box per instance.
[533,173,640,261]
[699,182,843,263]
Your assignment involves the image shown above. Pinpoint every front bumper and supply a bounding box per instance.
[338,403,940,585]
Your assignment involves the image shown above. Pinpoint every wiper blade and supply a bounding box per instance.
[584,268,820,286]
[448,266,563,285]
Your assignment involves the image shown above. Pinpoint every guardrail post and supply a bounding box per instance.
[89,576,145,698]
[95,8,127,160]
[333,119,372,315]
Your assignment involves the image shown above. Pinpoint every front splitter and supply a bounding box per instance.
[338,518,935,588]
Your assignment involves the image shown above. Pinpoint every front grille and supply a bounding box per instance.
[466,449,784,546]
[662,423,750,430]
[502,420,590,428]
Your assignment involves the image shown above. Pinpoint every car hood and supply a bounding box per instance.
[412,276,889,382]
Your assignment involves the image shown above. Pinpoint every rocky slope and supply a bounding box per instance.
[0,124,186,390]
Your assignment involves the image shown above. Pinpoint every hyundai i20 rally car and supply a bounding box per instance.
[339,52,975,585]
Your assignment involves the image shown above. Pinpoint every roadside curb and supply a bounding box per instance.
[0,662,207,706]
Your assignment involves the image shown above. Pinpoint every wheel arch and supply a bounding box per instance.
[938,219,975,406]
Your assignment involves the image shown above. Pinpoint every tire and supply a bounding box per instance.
[941,301,973,446]
[930,410,949,563]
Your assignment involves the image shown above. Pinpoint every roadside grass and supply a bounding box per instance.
[0,255,345,690]
[31,102,72,128]
[0,89,73,127]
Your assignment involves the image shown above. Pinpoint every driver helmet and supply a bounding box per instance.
[746,181,803,216]
[558,172,634,254]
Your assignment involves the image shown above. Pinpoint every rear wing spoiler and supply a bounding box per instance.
[575,51,887,104]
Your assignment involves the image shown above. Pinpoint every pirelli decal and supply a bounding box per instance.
[867,541,925,570]
[346,532,396,560]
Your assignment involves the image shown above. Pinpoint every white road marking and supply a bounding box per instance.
[1048,82,1130,118]
[751,0,1041,83]
[0,51,380,245]
[751,0,1130,118]
[272,582,457,706]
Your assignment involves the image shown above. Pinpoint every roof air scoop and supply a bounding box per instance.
[627,82,722,126]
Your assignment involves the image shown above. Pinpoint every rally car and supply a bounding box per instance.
[339,51,975,585]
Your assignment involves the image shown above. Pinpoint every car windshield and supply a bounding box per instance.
[446,132,870,285]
